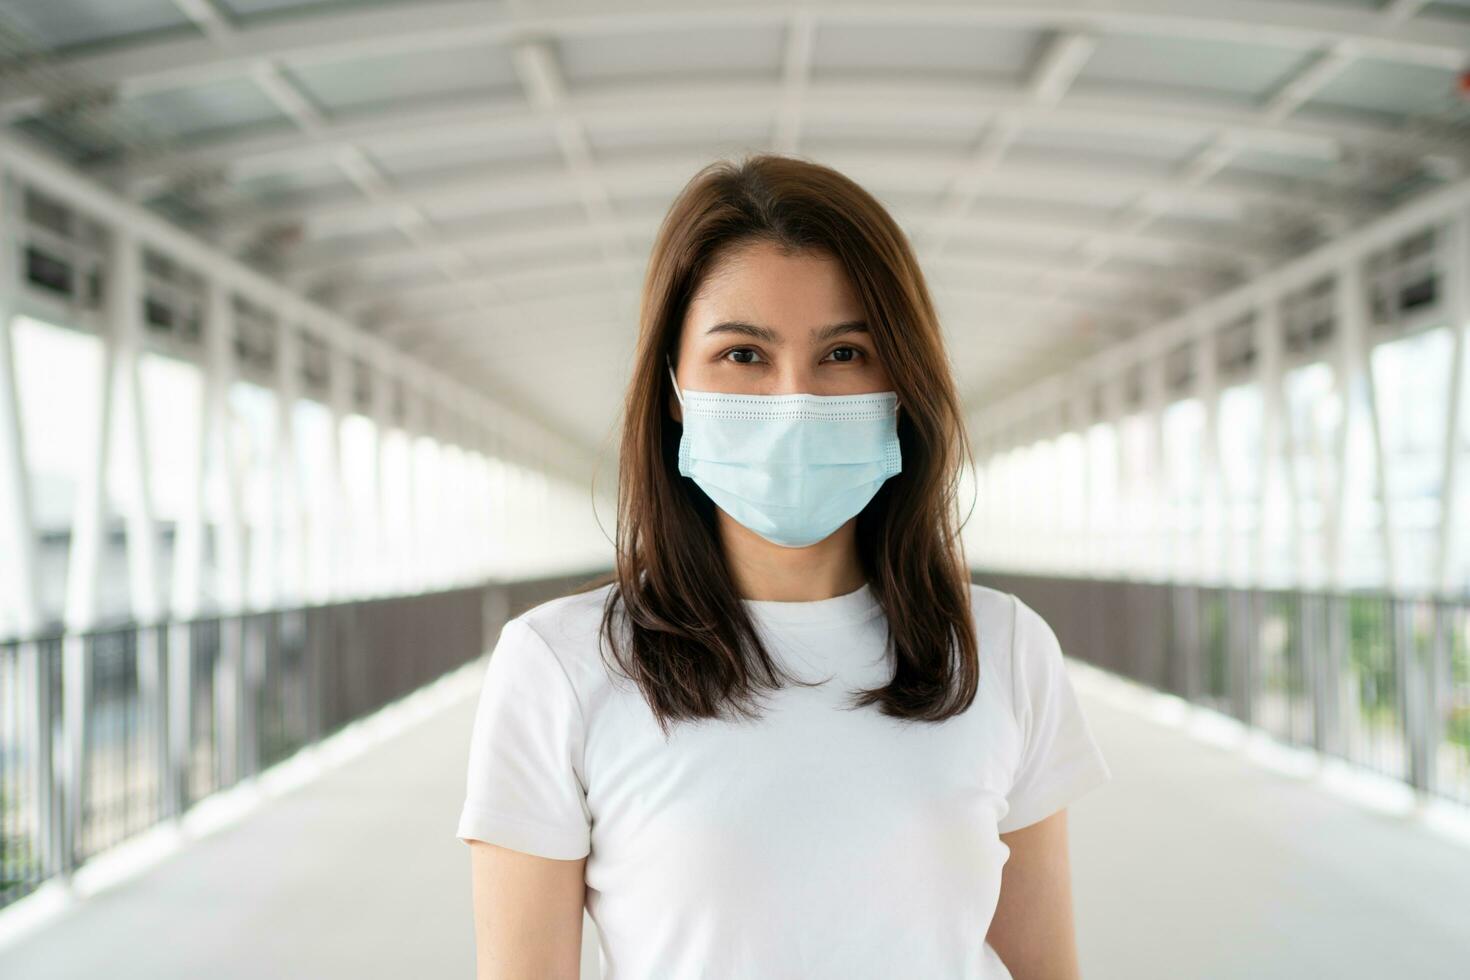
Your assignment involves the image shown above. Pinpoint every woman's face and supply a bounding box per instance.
[670,241,895,421]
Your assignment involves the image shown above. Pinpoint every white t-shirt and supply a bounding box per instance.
[456,580,1112,979]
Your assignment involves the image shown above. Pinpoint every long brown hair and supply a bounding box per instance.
[582,152,978,736]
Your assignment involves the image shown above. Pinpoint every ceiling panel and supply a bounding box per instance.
[558,23,785,91]
[811,21,1041,79]
[119,76,288,141]
[0,0,190,51]
[285,43,521,114]
[219,0,388,20]
[1082,32,1310,100]
[369,128,561,183]
[1306,57,1464,119]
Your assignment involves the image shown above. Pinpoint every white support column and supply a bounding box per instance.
[243,319,279,613]
[1355,267,1397,592]
[482,423,499,581]
[1332,255,1396,590]
[1067,376,1091,576]
[1194,320,1222,586]
[170,356,207,620]
[464,422,478,582]
[201,280,246,790]
[1438,211,1470,595]
[58,217,126,880]
[274,316,303,606]
[534,441,550,579]
[1144,354,1169,582]
[1279,357,1309,593]
[325,340,352,600]
[1324,271,1353,590]
[1035,416,1055,573]
[487,416,506,583]
[0,165,59,869]
[370,356,394,598]
[64,283,117,633]
[1255,288,1286,588]
[110,230,161,625]
[1104,373,1128,577]
[447,400,466,586]
[404,382,424,593]
[417,385,435,591]
[206,281,245,613]
[0,168,41,637]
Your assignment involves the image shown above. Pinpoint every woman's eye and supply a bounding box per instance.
[723,346,863,364]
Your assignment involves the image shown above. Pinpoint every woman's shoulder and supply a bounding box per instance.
[966,581,1023,646]
[512,579,619,647]
[506,580,623,689]
[965,581,1047,697]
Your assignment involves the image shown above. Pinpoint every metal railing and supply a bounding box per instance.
[973,570,1470,808]
[0,572,607,914]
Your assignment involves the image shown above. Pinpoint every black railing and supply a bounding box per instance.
[0,572,608,915]
[972,570,1470,809]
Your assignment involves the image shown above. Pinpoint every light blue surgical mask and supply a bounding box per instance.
[667,356,902,548]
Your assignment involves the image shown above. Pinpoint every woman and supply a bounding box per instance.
[457,154,1112,979]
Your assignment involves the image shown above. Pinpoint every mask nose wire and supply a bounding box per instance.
[666,356,684,409]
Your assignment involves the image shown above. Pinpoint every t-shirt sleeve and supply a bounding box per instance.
[996,594,1113,834]
[455,615,593,859]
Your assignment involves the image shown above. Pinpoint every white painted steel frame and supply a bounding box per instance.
[972,173,1470,597]
[0,132,595,486]
[0,130,611,646]
[8,0,1458,392]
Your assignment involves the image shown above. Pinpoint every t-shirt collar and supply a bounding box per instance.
[740,581,883,628]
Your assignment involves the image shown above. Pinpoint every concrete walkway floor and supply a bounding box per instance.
[1,656,1467,979]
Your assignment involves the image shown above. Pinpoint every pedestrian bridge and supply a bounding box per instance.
[3,1,1470,976]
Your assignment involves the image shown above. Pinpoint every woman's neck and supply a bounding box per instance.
[717,512,866,602]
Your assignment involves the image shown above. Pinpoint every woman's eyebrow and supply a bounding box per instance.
[705,320,868,342]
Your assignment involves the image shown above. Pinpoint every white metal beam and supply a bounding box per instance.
[220,146,1367,241]
[924,28,1097,258]
[6,0,1467,122]
[998,0,1433,367]
[1193,317,1223,584]
[1253,285,1289,586]
[772,11,816,155]
[110,230,162,623]
[0,168,42,637]
[486,28,639,325]
[273,308,305,604]
[294,200,1260,304]
[113,80,1440,199]
[971,166,1470,434]
[203,278,245,613]
[0,129,601,485]
[1437,208,1469,594]
[62,282,117,633]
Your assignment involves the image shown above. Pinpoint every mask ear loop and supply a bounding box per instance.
[666,355,684,409]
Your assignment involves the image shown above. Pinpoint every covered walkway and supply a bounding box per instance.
[3,2,1470,977]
